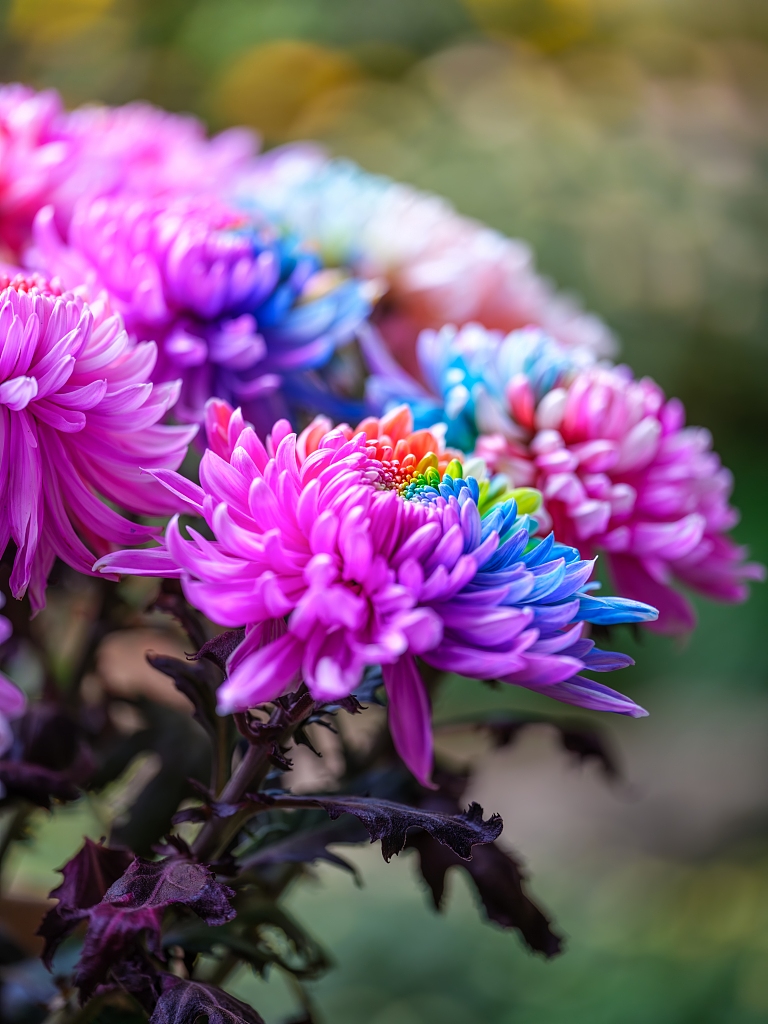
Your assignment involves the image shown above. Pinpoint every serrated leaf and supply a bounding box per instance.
[408,832,562,957]
[265,793,503,861]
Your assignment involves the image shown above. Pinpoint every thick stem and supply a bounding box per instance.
[192,742,271,862]
[192,691,315,863]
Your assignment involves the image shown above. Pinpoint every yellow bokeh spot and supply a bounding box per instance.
[8,0,113,43]
[213,39,361,142]
[461,0,595,52]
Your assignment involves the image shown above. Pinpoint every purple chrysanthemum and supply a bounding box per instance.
[0,271,196,610]
[30,193,371,427]
[97,401,657,785]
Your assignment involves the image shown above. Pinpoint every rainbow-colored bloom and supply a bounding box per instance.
[0,271,196,610]
[97,401,657,785]
[30,193,372,429]
[404,323,764,633]
[235,147,615,384]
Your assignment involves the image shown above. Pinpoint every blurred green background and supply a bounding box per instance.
[2,1,768,1021]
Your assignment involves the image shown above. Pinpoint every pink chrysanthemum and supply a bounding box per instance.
[477,363,765,633]
[52,101,256,227]
[0,84,257,258]
[0,271,196,610]
[0,85,69,257]
[98,400,657,785]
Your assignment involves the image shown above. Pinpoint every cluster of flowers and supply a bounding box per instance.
[0,84,760,782]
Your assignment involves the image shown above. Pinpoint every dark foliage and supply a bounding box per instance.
[191,628,246,673]
[264,792,503,861]
[147,653,220,743]
[151,978,265,1024]
[162,890,329,979]
[75,903,162,999]
[101,856,236,925]
[38,839,134,966]
[0,759,81,807]
[94,951,164,1013]
[0,580,572,1022]
[408,834,562,957]
[240,813,368,880]
[405,773,563,957]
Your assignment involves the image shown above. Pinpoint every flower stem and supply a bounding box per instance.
[192,690,315,863]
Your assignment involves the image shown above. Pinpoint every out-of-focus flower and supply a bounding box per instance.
[0,85,69,257]
[0,271,196,611]
[235,146,616,383]
[405,323,764,633]
[0,84,258,258]
[0,596,25,756]
[30,194,373,429]
[53,101,257,226]
[97,400,657,785]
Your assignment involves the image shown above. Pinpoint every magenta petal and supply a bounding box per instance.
[383,656,434,787]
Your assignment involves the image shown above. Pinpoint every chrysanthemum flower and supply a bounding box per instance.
[235,146,615,383]
[404,323,763,633]
[0,84,257,258]
[97,400,657,784]
[0,271,196,610]
[0,596,25,756]
[30,193,372,428]
[0,85,69,257]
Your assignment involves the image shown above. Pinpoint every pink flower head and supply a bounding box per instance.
[0,596,25,756]
[0,270,196,610]
[0,85,70,256]
[30,193,371,426]
[52,101,257,228]
[0,84,257,258]
[478,362,765,633]
[97,400,657,785]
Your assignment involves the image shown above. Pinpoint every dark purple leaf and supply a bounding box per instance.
[103,857,236,926]
[153,581,208,650]
[265,793,503,862]
[38,839,134,967]
[408,832,562,957]
[191,628,246,673]
[161,892,329,980]
[240,817,368,880]
[151,977,264,1024]
[75,903,162,999]
[73,856,236,999]
[147,653,219,740]
[0,759,80,807]
[93,951,163,1012]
